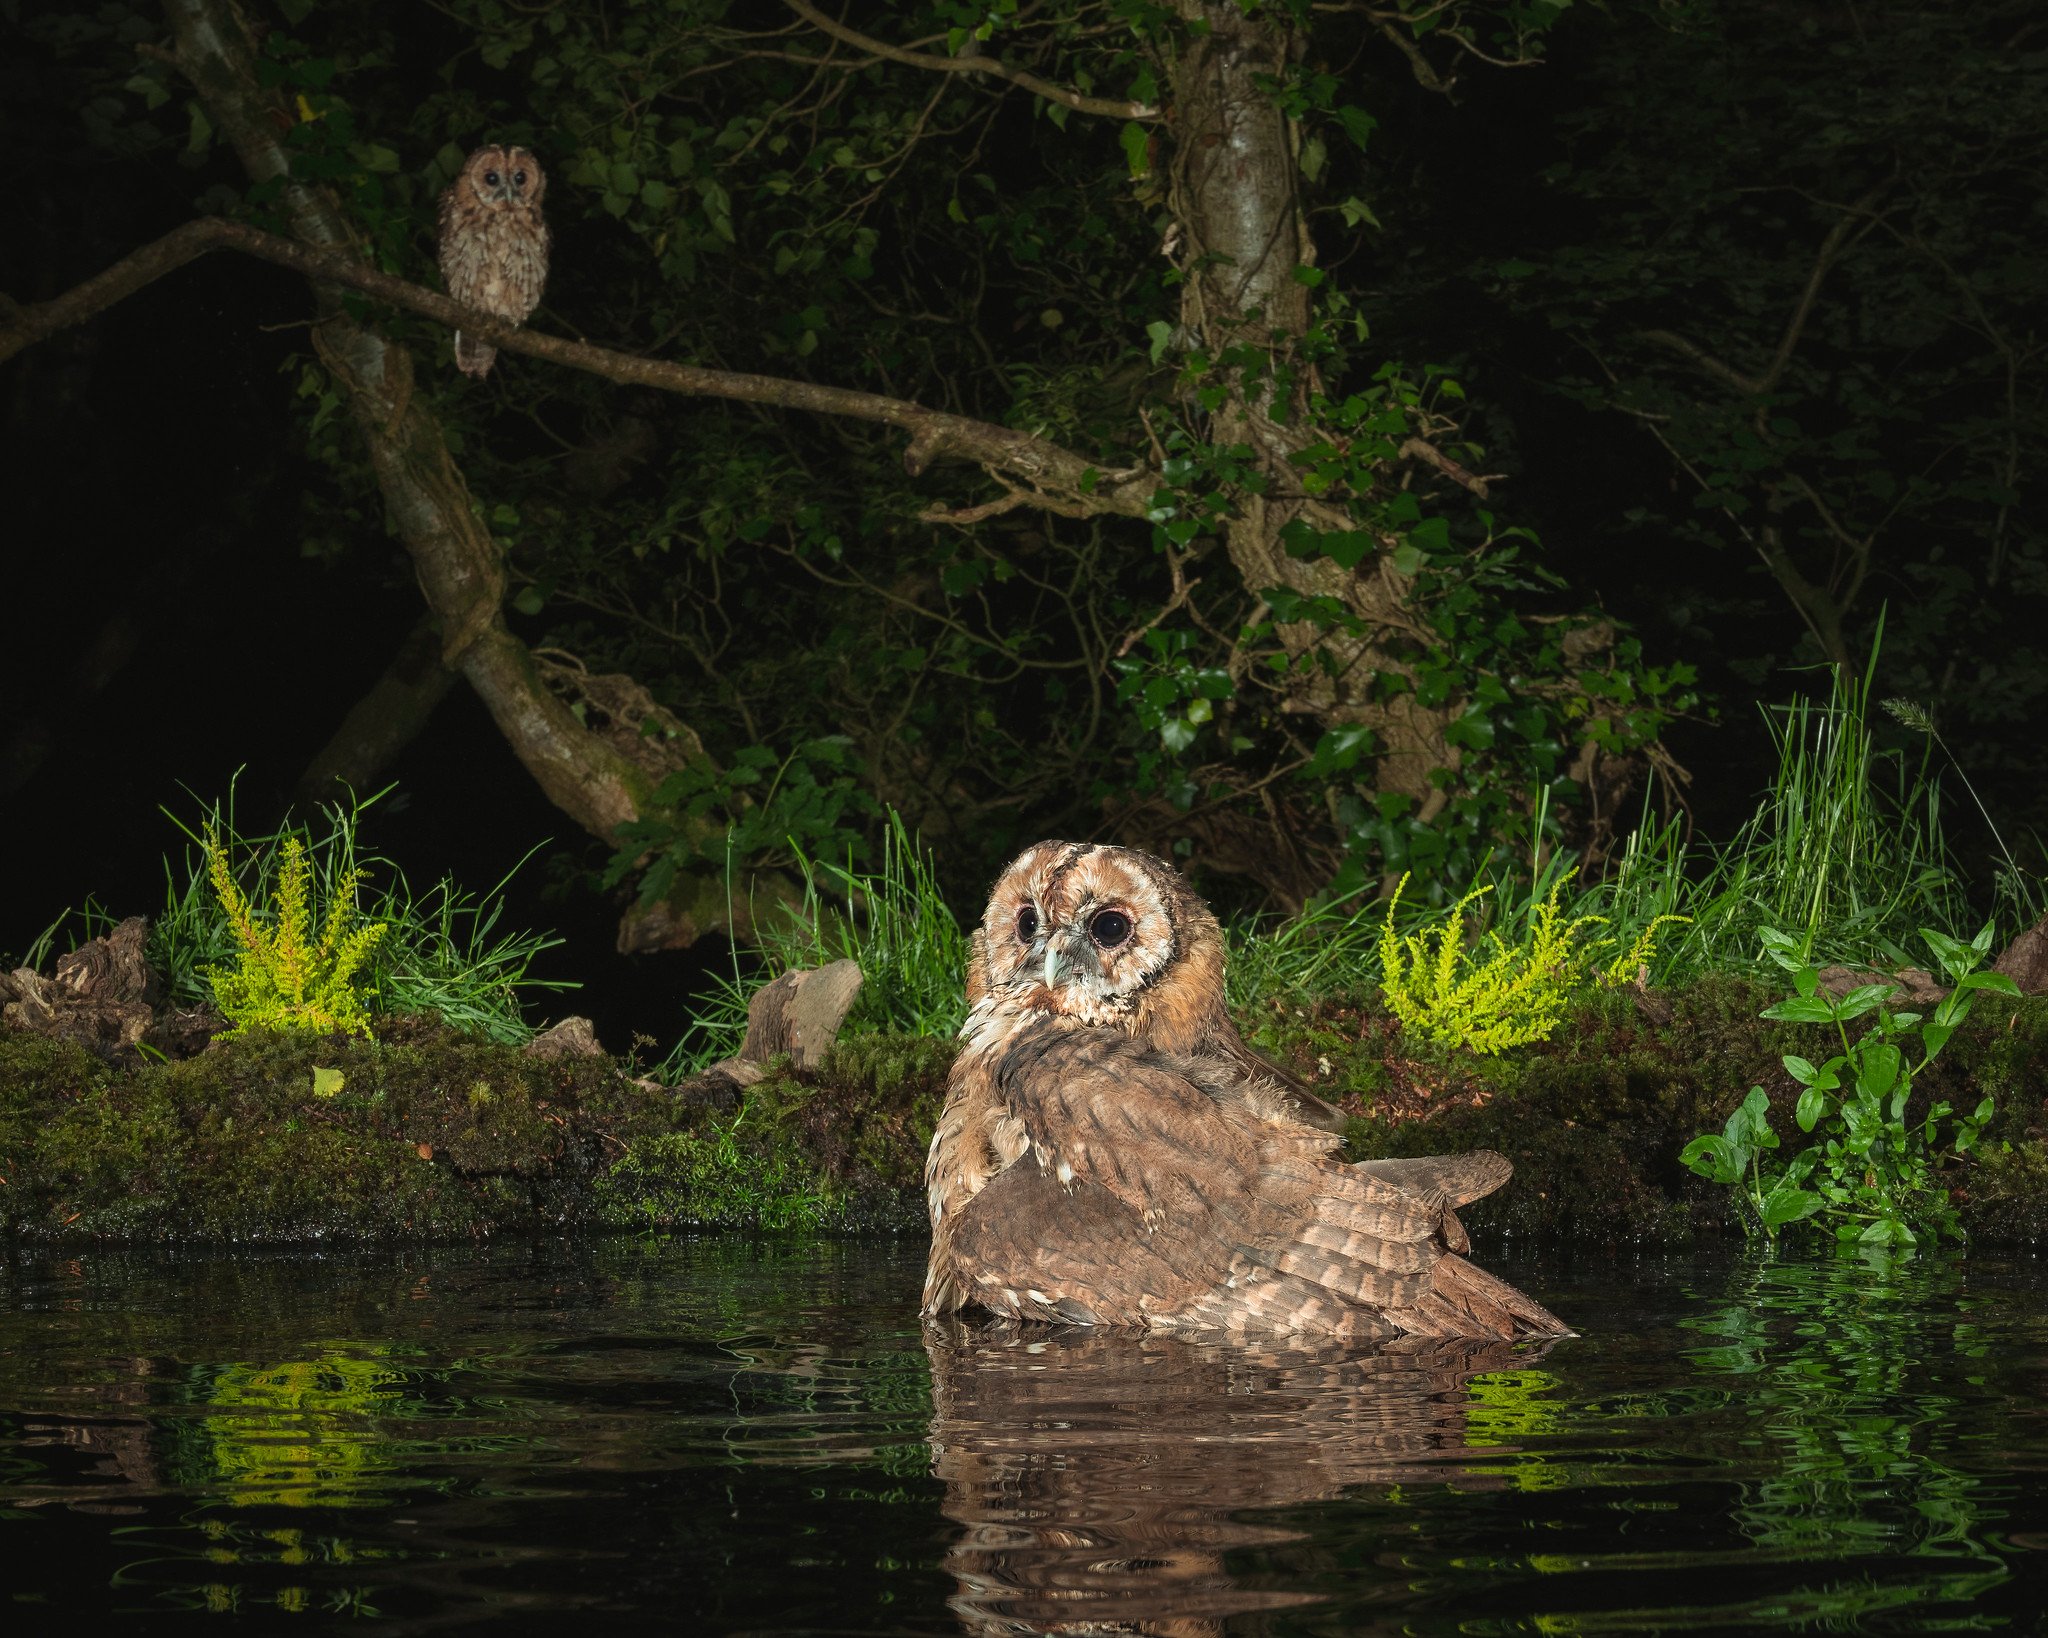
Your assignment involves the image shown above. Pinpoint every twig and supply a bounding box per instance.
[782,0,1158,121]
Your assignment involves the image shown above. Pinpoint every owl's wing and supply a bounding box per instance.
[974,1028,1562,1339]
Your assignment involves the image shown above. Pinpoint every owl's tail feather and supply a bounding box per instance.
[1386,1253,1573,1342]
[454,331,496,377]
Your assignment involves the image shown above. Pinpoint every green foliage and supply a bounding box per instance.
[605,736,876,910]
[1681,927,2019,1248]
[204,829,386,1039]
[1375,869,1681,1053]
[29,782,573,1045]
[1883,696,2047,932]
[1224,893,1382,1014]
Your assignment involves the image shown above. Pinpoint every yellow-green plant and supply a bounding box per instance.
[204,829,387,1038]
[1377,872,1684,1054]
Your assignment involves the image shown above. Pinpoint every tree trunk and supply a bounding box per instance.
[163,0,739,947]
[1168,4,1455,812]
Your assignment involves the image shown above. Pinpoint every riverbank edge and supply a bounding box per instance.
[3,979,2043,1246]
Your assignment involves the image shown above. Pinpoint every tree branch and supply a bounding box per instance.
[1633,180,1890,399]
[0,214,1155,523]
[781,0,1159,121]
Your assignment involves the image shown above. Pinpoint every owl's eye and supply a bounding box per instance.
[483,170,501,187]
[1089,909,1132,948]
[513,170,528,186]
[1015,904,1039,942]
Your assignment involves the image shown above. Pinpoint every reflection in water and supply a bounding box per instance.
[1663,1255,2018,1628]
[195,1350,403,1509]
[1,1242,2044,1632]
[925,1319,1550,1634]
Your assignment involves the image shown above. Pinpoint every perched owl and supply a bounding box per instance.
[436,144,549,378]
[923,842,1569,1342]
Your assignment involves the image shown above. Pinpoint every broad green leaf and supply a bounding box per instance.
[1761,1186,1822,1228]
[1679,1134,1739,1184]
[311,1066,345,1098]
[1856,1043,1902,1101]
[1119,120,1152,178]
[1832,983,1896,1021]
[1761,996,1835,1024]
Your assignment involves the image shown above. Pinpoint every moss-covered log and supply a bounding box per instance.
[2,981,2043,1246]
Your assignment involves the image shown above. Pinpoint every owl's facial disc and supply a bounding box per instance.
[979,841,1181,1025]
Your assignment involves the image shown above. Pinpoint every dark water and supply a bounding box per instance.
[2,1240,2044,1634]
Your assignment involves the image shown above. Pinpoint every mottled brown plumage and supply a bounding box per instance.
[924,841,1568,1342]
[436,144,549,378]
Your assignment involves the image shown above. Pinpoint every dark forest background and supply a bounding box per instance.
[3,0,2042,1043]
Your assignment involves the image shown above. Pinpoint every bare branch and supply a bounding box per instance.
[1397,435,1493,498]
[1374,19,1453,94]
[782,0,1159,121]
[1633,327,1765,395]
[0,214,1157,525]
[1634,179,1890,399]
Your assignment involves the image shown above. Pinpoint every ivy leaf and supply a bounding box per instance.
[1119,120,1152,178]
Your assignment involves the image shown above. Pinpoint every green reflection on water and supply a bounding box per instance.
[192,1349,404,1509]
[1685,1256,2009,1558]
[1653,1252,2015,1627]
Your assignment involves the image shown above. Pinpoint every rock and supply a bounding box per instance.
[1993,915,2048,995]
[1630,977,1675,1027]
[670,1062,753,1114]
[666,960,866,1110]
[739,959,865,1070]
[525,1015,606,1060]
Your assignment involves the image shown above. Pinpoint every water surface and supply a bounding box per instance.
[3,1239,2043,1632]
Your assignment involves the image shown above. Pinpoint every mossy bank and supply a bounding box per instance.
[3,983,2043,1246]
[0,1024,948,1243]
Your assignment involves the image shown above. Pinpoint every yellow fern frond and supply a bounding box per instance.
[201,829,388,1041]
[1375,866,1665,1057]
[206,828,266,961]
[1601,913,1692,986]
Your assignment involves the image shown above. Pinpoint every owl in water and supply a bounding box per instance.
[436,144,549,378]
[923,842,1570,1342]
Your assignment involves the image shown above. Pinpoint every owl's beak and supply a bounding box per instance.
[1045,925,1101,989]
